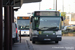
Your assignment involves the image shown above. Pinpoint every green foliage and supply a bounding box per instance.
[61,12,66,18]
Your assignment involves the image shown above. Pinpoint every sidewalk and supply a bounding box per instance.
[12,39,28,50]
[12,39,34,50]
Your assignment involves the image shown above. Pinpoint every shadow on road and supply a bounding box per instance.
[33,41,60,45]
[20,35,29,37]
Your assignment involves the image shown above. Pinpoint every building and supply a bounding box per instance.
[64,13,75,26]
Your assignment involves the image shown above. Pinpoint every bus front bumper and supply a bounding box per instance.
[32,35,62,42]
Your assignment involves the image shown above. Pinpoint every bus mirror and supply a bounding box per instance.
[31,17,33,22]
[61,16,63,21]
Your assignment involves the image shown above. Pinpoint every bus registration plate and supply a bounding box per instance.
[44,39,51,40]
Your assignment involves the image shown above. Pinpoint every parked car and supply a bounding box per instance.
[12,23,20,44]
[67,25,75,31]
[3,21,19,46]
[70,25,75,31]
[62,25,74,32]
[62,26,69,31]
[15,23,19,43]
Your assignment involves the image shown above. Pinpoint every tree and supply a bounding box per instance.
[61,12,66,18]
[61,12,66,26]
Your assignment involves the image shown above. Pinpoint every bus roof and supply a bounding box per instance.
[17,16,30,17]
[33,10,58,12]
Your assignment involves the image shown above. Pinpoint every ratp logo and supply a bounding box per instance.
[46,35,48,37]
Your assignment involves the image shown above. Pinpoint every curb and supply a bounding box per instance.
[25,40,29,50]
[25,40,34,50]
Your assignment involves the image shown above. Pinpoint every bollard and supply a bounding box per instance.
[19,30,21,43]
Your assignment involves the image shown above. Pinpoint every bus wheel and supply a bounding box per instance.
[30,38,32,41]
[30,35,32,41]
[55,41,58,44]
[32,40,35,44]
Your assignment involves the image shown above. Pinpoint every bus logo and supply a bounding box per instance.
[46,35,48,37]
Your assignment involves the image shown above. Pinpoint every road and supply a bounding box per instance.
[21,36,75,50]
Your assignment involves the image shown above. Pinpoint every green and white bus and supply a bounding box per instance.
[17,16,30,36]
[30,10,63,44]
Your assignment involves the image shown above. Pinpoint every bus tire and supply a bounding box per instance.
[55,41,58,44]
[30,38,32,41]
[32,40,35,44]
[30,34,32,41]
[12,39,14,45]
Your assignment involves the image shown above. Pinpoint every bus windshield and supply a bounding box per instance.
[17,19,30,30]
[33,17,61,31]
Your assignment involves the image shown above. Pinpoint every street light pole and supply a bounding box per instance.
[56,0,57,11]
[62,0,64,12]
[53,0,57,11]
[69,4,70,13]
[39,2,40,10]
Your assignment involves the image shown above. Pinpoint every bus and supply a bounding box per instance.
[17,16,30,36]
[29,10,63,44]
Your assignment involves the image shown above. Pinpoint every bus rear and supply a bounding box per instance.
[17,17,30,36]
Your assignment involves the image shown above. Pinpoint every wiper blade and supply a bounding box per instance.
[36,27,59,31]
[47,27,59,30]
[40,27,58,29]
[48,27,58,29]
[40,27,49,30]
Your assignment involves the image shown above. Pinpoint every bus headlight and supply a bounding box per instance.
[56,30,62,35]
[32,30,38,37]
[32,30,38,35]
[53,33,56,35]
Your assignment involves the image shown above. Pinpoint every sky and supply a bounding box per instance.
[14,0,75,17]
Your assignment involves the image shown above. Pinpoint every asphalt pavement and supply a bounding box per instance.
[12,38,34,50]
[12,36,75,50]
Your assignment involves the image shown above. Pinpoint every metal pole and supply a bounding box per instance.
[56,0,57,11]
[9,0,14,49]
[69,5,70,13]
[53,0,57,10]
[9,6,13,50]
[62,0,64,12]
[4,6,10,50]
[0,0,2,50]
[11,7,14,23]
[39,2,41,10]
[4,0,14,50]
[19,30,21,43]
